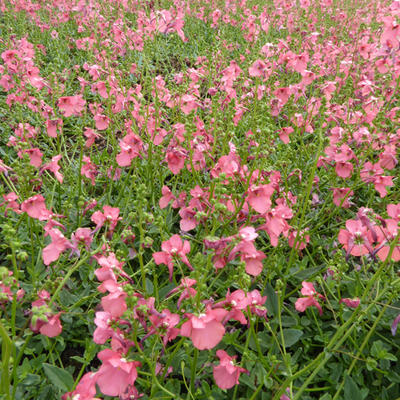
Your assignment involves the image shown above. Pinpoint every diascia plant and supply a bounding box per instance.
[0,0,399,399]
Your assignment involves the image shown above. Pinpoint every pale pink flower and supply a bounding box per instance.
[96,349,141,397]
[58,95,86,117]
[213,350,247,390]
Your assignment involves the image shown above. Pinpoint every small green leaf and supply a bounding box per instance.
[43,363,74,392]
[344,375,362,400]
[264,283,278,317]
[282,329,303,347]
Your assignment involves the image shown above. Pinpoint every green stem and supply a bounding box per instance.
[189,348,198,397]
[0,320,12,400]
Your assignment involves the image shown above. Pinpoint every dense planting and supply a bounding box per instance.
[0,0,399,399]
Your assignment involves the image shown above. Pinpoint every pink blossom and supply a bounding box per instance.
[166,147,186,175]
[81,156,98,185]
[94,113,110,130]
[247,184,274,214]
[41,155,63,183]
[295,282,324,315]
[179,206,198,231]
[338,219,375,257]
[96,349,141,397]
[340,298,360,308]
[62,372,98,400]
[21,195,52,221]
[181,307,228,350]
[332,188,353,208]
[84,127,101,147]
[58,95,86,117]
[98,280,127,318]
[116,133,143,167]
[43,228,72,265]
[39,313,63,337]
[213,350,247,390]
[153,234,192,281]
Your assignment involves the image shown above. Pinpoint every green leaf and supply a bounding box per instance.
[344,375,362,400]
[282,329,303,347]
[264,283,278,317]
[43,363,74,392]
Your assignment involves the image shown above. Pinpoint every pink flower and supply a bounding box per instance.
[62,372,98,400]
[338,219,375,257]
[98,280,127,318]
[153,234,192,281]
[71,227,93,252]
[278,127,294,144]
[84,127,101,148]
[93,311,116,344]
[96,349,141,397]
[41,155,63,183]
[179,206,198,231]
[273,87,291,105]
[332,188,353,208]
[40,313,63,337]
[159,186,176,209]
[81,156,98,185]
[22,148,43,167]
[148,308,180,345]
[166,147,186,175]
[45,119,62,138]
[181,307,228,350]
[213,350,247,390]
[247,184,274,214]
[248,59,269,78]
[94,113,110,130]
[0,192,20,215]
[335,161,353,178]
[116,133,143,167]
[295,281,324,316]
[340,298,360,308]
[58,95,86,117]
[166,277,197,308]
[43,229,72,265]
[21,195,52,221]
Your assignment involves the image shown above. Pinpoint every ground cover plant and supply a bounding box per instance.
[0,0,400,398]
